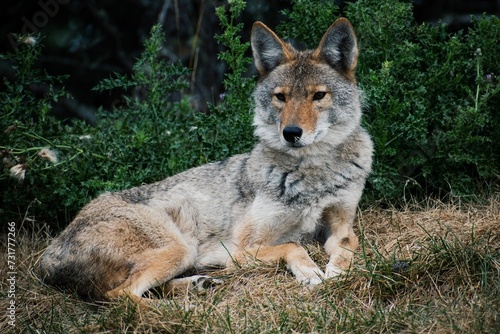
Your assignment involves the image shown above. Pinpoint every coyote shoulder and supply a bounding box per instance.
[39,18,373,303]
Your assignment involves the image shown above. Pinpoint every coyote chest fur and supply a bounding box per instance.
[39,18,373,303]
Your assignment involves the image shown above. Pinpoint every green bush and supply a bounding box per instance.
[345,0,500,201]
[1,29,193,227]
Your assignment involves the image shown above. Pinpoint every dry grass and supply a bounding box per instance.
[1,198,499,333]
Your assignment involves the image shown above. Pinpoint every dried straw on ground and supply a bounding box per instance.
[1,197,498,333]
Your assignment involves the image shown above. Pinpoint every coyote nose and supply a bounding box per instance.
[283,126,303,143]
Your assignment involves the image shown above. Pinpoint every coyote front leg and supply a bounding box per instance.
[322,207,359,278]
[229,243,325,285]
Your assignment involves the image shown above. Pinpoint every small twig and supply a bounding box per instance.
[157,0,171,26]
[189,0,206,92]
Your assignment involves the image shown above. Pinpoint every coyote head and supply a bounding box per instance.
[251,18,362,153]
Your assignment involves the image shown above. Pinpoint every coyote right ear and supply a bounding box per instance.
[251,22,296,76]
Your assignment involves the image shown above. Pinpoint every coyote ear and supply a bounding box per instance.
[251,22,296,75]
[315,18,358,79]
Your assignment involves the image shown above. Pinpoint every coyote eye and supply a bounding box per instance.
[275,93,286,102]
[313,92,326,101]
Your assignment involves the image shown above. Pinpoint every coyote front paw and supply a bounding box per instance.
[292,265,325,286]
[325,264,345,279]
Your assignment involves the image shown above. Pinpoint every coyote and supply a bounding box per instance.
[39,18,373,303]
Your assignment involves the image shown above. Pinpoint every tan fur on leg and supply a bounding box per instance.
[105,244,194,303]
[322,207,359,278]
[230,243,325,285]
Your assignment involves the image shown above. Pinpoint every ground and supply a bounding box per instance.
[1,197,498,333]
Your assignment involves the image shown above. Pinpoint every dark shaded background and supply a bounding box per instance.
[1,0,499,122]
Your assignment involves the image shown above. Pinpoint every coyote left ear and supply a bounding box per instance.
[314,18,358,79]
[251,22,296,75]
